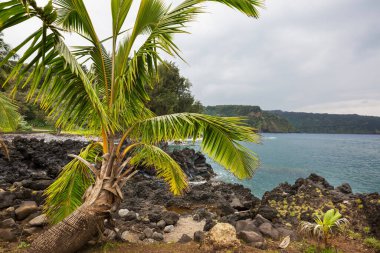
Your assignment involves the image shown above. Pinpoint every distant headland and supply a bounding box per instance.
[204,105,380,134]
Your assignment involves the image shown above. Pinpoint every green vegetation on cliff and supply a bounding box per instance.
[271,111,380,134]
[204,105,295,133]
[205,105,380,134]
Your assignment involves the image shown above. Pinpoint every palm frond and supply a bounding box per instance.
[44,142,103,224]
[129,143,188,195]
[0,92,20,131]
[111,0,133,38]
[128,113,260,179]
[207,0,264,18]
[0,0,33,31]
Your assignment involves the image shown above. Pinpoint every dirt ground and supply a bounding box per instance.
[76,236,376,253]
[1,236,376,253]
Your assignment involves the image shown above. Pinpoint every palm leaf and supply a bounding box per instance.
[44,142,103,224]
[128,113,260,180]
[0,92,19,131]
[130,143,188,195]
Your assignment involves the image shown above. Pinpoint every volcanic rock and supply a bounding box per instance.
[15,201,38,220]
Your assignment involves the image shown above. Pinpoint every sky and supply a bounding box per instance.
[3,0,380,116]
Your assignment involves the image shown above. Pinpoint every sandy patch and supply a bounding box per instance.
[164,216,205,243]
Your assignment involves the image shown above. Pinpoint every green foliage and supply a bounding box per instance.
[364,237,380,251]
[300,209,349,245]
[363,226,371,234]
[205,105,294,132]
[147,62,203,115]
[17,241,30,249]
[347,229,362,240]
[130,144,187,195]
[0,92,20,132]
[16,117,32,132]
[271,110,380,134]
[44,142,103,223]
[128,113,260,180]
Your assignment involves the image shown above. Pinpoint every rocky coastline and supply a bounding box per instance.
[0,136,379,252]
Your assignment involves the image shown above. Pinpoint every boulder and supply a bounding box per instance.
[104,229,117,241]
[0,218,16,228]
[157,220,166,229]
[118,209,129,218]
[15,201,38,220]
[121,231,139,243]
[204,223,240,250]
[152,232,164,241]
[257,206,278,221]
[143,228,154,238]
[253,214,270,227]
[178,234,192,243]
[237,231,264,243]
[235,219,260,233]
[164,225,174,233]
[337,183,352,194]
[193,230,205,243]
[230,196,245,210]
[259,222,280,241]
[277,227,297,240]
[124,211,137,221]
[0,228,16,241]
[217,202,235,216]
[0,191,15,209]
[28,214,48,227]
[147,212,162,223]
[23,227,42,235]
[22,179,53,190]
[203,218,216,231]
[162,211,179,225]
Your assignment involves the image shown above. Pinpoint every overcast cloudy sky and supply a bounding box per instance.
[4,0,380,116]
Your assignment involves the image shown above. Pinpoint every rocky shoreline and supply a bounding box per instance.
[0,137,379,252]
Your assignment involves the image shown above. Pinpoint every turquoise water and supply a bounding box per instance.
[176,133,380,197]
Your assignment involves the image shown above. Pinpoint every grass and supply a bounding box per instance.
[61,129,100,136]
[364,237,380,251]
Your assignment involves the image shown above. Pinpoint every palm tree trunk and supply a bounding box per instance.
[28,206,103,253]
[28,177,118,253]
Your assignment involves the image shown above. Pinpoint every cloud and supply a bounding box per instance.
[295,99,380,117]
[3,0,380,116]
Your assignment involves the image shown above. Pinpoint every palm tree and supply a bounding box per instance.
[300,209,349,247]
[0,0,264,252]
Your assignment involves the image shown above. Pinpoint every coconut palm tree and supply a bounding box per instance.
[0,0,264,252]
[300,209,349,247]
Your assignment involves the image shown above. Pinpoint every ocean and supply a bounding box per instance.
[174,133,380,197]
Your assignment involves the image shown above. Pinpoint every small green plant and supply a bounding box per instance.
[363,226,371,234]
[17,241,30,249]
[364,237,380,251]
[300,209,349,247]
